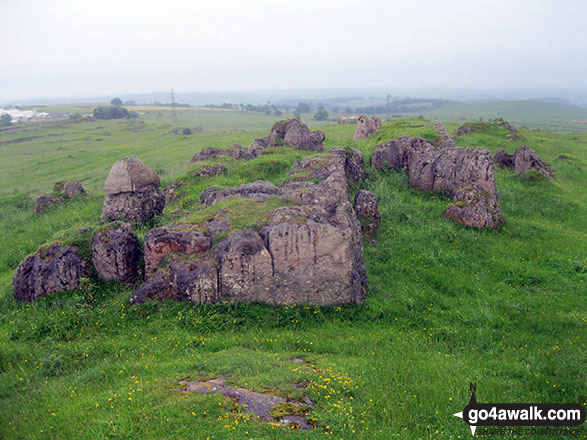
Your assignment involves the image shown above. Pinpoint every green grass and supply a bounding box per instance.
[0,112,585,439]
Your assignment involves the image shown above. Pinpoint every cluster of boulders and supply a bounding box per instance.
[190,117,325,164]
[353,115,382,140]
[372,135,504,229]
[131,146,368,306]
[33,180,86,214]
[455,118,521,140]
[493,145,552,178]
[14,119,373,306]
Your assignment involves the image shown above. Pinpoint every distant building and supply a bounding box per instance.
[0,108,63,123]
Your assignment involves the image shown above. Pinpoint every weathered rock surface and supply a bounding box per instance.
[101,155,165,223]
[512,145,552,178]
[354,190,381,238]
[193,163,226,177]
[495,117,517,132]
[162,181,183,205]
[433,123,456,148]
[353,115,382,140]
[190,144,253,162]
[132,148,367,306]
[33,193,63,214]
[13,244,89,302]
[372,135,503,228]
[54,180,86,198]
[178,378,313,429]
[92,222,140,284]
[200,181,281,207]
[493,150,513,168]
[443,183,504,229]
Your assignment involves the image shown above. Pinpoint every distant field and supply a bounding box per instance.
[424,100,587,132]
[0,109,329,196]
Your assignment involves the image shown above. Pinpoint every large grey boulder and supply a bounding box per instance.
[353,115,382,140]
[13,244,89,302]
[101,156,165,223]
[248,117,325,156]
[92,222,140,284]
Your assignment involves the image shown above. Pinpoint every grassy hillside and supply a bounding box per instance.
[0,113,585,439]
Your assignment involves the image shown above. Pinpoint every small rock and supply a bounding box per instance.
[33,193,63,214]
[13,244,89,302]
[353,115,382,140]
[162,181,183,205]
[512,145,552,178]
[443,183,504,229]
[193,163,226,177]
[493,150,513,168]
[354,190,381,238]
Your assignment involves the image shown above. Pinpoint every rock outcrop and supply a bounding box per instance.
[131,148,367,306]
[13,244,89,302]
[92,222,141,284]
[162,181,183,205]
[512,145,553,178]
[33,193,63,215]
[33,180,86,214]
[101,155,165,223]
[353,115,382,140]
[443,183,504,229]
[493,150,513,168]
[193,163,226,177]
[354,190,381,238]
[372,135,503,228]
[191,118,325,165]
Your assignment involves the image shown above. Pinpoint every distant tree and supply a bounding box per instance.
[344,106,353,114]
[293,110,300,117]
[111,97,123,106]
[313,106,329,121]
[182,127,193,135]
[0,113,12,127]
[296,102,311,113]
[68,112,82,120]
[273,108,282,116]
[93,106,136,120]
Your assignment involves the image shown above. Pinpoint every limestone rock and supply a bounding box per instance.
[54,180,86,198]
[13,244,89,302]
[91,222,140,284]
[353,115,382,140]
[512,145,552,178]
[162,181,183,205]
[200,181,281,207]
[249,118,325,156]
[101,156,165,223]
[354,190,381,238]
[193,163,226,177]
[33,193,63,214]
[443,183,504,229]
[190,144,253,162]
[493,150,513,168]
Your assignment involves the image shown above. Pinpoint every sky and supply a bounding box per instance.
[1,0,586,101]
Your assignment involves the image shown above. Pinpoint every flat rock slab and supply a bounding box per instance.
[178,378,313,429]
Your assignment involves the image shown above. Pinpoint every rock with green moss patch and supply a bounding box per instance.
[512,145,553,178]
[353,115,382,140]
[33,193,64,214]
[13,244,90,302]
[443,183,504,229]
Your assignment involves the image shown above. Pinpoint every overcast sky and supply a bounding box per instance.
[2,0,586,100]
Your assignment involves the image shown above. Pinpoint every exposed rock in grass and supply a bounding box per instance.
[193,163,226,177]
[13,244,89,302]
[34,180,86,214]
[494,117,517,132]
[178,378,313,429]
[162,181,183,205]
[33,193,64,214]
[249,117,325,155]
[372,135,503,229]
[354,190,381,239]
[443,183,504,229]
[200,181,281,208]
[132,148,367,306]
[493,150,513,168]
[353,115,382,140]
[512,145,553,178]
[54,180,86,198]
[433,123,455,148]
[101,155,165,223]
[91,222,140,284]
[190,144,253,162]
